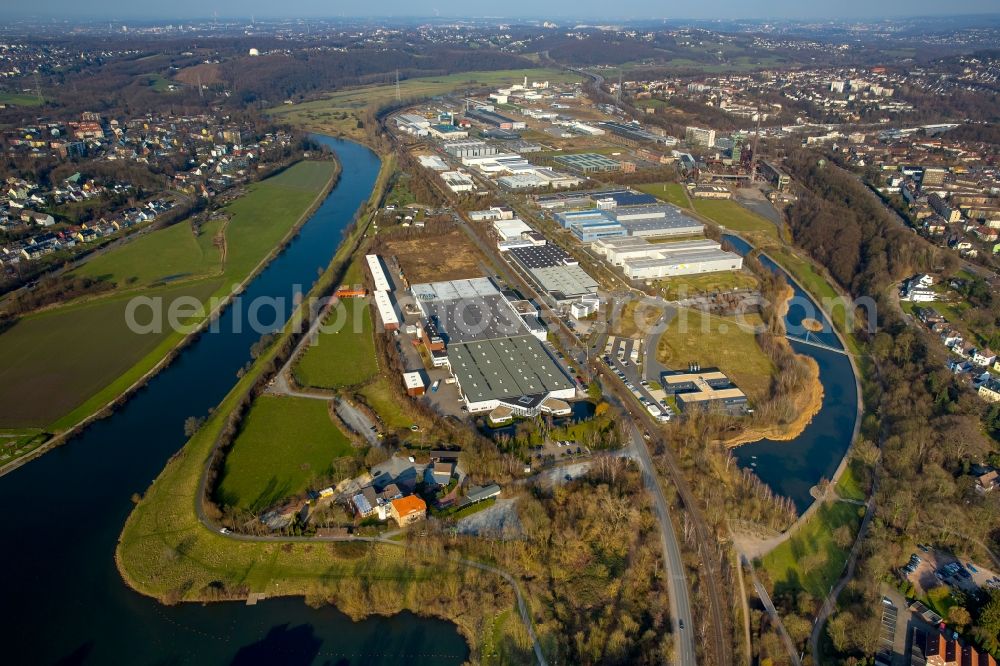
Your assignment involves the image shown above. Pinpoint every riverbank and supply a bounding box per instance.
[0,158,341,477]
[723,356,823,448]
[723,282,825,447]
[115,138,518,662]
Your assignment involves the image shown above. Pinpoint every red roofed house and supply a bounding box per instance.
[389,494,427,527]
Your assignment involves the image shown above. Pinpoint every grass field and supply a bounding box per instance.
[358,375,421,431]
[293,300,378,389]
[835,459,868,502]
[0,92,44,106]
[145,74,176,92]
[0,280,220,428]
[216,395,354,511]
[762,500,862,599]
[654,271,759,301]
[693,199,779,241]
[268,68,581,140]
[613,299,664,339]
[634,182,691,209]
[657,309,774,403]
[0,160,336,431]
[75,218,225,288]
[221,161,336,281]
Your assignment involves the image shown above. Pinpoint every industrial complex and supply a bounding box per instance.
[661,368,748,414]
[405,276,576,419]
[592,237,744,279]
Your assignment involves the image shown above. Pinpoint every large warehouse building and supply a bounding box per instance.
[591,237,743,279]
[553,205,703,241]
[410,277,575,416]
[661,368,747,415]
[553,152,623,174]
[448,336,576,417]
[506,245,599,302]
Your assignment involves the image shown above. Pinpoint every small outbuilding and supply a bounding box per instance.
[403,371,425,397]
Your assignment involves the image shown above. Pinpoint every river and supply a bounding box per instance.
[0,136,469,665]
[723,234,860,513]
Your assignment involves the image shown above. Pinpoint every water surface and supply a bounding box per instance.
[0,136,468,665]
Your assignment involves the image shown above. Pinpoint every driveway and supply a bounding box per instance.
[335,399,379,446]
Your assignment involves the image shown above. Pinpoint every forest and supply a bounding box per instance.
[780,150,1000,662]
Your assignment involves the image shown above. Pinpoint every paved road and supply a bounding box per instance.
[385,110,727,664]
[597,379,696,665]
[335,399,380,446]
[626,421,697,665]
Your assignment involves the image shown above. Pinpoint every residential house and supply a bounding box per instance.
[977,470,998,493]
[389,495,427,527]
[978,378,1000,402]
[431,462,454,485]
[351,486,380,518]
[973,348,997,367]
[20,210,55,227]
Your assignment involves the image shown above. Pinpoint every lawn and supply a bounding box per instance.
[293,300,378,389]
[0,280,220,428]
[693,199,779,241]
[216,395,354,511]
[75,218,225,288]
[835,458,868,502]
[762,500,862,599]
[358,375,421,431]
[654,271,759,301]
[268,68,581,140]
[634,182,691,209]
[0,92,43,106]
[0,160,336,431]
[657,309,774,403]
[613,299,664,339]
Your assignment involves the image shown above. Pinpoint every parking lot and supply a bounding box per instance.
[901,545,1000,597]
[602,336,674,423]
[876,597,898,666]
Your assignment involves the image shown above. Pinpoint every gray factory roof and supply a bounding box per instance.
[530,265,599,299]
[624,248,740,269]
[614,204,700,222]
[620,217,704,236]
[448,335,574,404]
[413,279,528,344]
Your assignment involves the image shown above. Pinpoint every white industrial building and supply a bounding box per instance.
[440,170,475,193]
[469,206,515,221]
[498,169,582,190]
[365,254,392,292]
[592,237,743,280]
[493,218,533,242]
[417,155,449,171]
[570,296,600,320]
[372,290,400,330]
[396,113,432,136]
[442,140,499,159]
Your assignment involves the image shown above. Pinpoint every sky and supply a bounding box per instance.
[11,0,1000,20]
